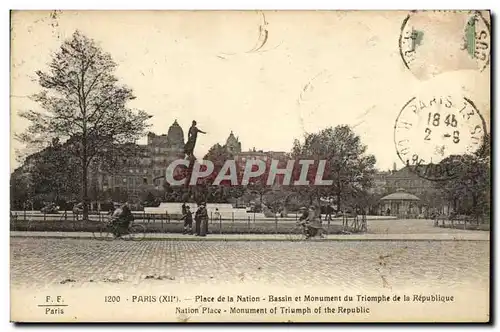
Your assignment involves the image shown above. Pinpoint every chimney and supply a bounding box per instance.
[393,162,397,172]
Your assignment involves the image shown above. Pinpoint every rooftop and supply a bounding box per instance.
[380,189,420,201]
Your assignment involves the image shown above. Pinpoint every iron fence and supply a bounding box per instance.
[10,209,367,234]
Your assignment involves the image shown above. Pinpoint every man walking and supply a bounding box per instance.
[180,206,193,235]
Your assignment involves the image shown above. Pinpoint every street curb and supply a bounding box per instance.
[9,235,490,242]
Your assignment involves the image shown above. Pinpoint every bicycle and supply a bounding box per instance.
[92,216,146,241]
[286,221,329,242]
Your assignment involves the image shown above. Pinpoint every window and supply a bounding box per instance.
[143,177,148,185]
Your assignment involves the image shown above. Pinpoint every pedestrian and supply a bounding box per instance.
[213,208,221,223]
[306,205,322,239]
[194,203,202,236]
[195,202,209,237]
[180,206,193,235]
[326,204,333,221]
[202,204,209,236]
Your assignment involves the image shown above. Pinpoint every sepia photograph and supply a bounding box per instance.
[9,9,491,323]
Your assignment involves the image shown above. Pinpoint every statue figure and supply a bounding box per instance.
[184,120,206,160]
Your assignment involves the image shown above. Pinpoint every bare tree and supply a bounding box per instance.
[17,30,151,219]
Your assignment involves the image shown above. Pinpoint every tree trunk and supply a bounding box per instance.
[315,189,321,218]
[82,164,89,220]
[472,193,479,225]
[336,192,341,214]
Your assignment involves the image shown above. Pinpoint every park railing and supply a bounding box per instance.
[10,209,368,234]
[433,214,490,231]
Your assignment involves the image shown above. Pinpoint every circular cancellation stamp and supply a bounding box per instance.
[399,10,491,78]
[393,95,488,181]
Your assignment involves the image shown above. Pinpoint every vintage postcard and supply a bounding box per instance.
[10,10,490,322]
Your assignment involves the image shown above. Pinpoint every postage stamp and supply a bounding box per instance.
[9,10,490,323]
[399,10,491,79]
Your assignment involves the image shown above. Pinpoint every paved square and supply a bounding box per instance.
[10,238,489,291]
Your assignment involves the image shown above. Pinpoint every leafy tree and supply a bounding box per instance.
[16,30,151,219]
[290,125,376,212]
[10,137,81,209]
[247,175,273,207]
[111,187,129,203]
[10,169,31,210]
[435,135,491,222]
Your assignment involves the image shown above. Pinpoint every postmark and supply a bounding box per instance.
[394,95,487,181]
[399,10,491,78]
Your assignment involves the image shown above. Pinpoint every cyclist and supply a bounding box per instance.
[298,205,324,239]
[297,206,310,237]
[111,202,134,238]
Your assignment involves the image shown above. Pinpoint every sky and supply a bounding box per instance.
[10,10,490,172]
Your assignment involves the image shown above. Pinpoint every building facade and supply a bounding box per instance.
[225,131,242,154]
[369,171,390,195]
[385,165,435,196]
[94,120,185,202]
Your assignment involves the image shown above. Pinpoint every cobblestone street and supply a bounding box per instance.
[11,237,489,291]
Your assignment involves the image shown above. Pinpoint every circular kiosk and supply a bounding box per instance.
[380,188,420,217]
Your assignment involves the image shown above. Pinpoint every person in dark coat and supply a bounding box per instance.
[306,206,322,238]
[181,206,193,235]
[195,202,209,236]
[194,203,201,236]
[297,207,309,236]
[111,202,134,237]
[325,205,334,221]
[184,120,206,159]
